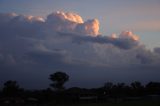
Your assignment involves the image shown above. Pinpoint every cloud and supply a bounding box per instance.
[0,13,17,23]
[75,19,100,36]
[46,11,100,36]
[0,11,160,88]
[49,11,84,23]
[119,31,139,41]
[154,47,160,54]
[64,30,139,49]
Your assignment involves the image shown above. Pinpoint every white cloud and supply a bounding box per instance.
[46,11,100,36]
[75,19,100,37]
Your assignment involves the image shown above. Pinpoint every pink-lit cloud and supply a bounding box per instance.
[119,31,139,41]
[46,11,100,36]
[75,19,100,37]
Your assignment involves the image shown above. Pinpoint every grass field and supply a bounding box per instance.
[52,100,160,106]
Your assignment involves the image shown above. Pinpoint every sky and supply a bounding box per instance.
[0,0,160,89]
[0,0,160,49]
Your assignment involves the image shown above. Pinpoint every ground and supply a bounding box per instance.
[38,100,160,106]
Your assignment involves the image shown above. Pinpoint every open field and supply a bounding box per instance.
[38,100,160,106]
[72,101,160,106]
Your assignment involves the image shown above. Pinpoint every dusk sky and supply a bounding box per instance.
[0,0,160,48]
[0,0,160,89]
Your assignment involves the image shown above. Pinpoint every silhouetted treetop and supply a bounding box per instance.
[49,71,69,90]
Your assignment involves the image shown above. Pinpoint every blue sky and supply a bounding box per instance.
[0,0,160,49]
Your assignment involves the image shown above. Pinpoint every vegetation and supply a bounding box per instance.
[0,71,160,105]
[49,71,69,90]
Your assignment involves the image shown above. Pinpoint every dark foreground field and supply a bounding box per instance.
[1,80,160,106]
[69,101,160,106]
[26,100,160,106]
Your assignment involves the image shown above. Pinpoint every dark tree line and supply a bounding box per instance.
[0,71,160,105]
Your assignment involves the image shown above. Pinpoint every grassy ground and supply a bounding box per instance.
[11,100,160,106]
[51,100,160,106]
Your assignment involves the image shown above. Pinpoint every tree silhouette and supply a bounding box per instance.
[49,71,69,90]
[103,82,113,95]
[131,81,144,96]
[104,82,113,90]
[146,82,160,94]
[131,81,143,89]
[2,80,22,97]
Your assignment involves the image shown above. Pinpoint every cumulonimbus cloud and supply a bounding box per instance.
[0,11,160,88]
[0,11,159,67]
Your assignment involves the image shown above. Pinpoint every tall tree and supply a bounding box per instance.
[2,80,22,97]
[49,71,69,90]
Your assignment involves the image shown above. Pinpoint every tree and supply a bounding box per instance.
[146,82,160,94]
[104,82,113,90]
[49,71,69,90]
[103,82,113,95]
[131,81,144,96]
[2,80,22,97]
[131,81,143,89]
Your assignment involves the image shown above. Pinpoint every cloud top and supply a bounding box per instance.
[120,31,139,41]
[56,11,84,23]
[75,19,100,36]
[46,11,100,36]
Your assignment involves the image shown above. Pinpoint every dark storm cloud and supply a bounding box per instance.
[0,12,160,89]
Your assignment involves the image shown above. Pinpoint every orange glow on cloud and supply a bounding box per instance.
[83,19,100,36]
[56,11,84,23]
[120,31,139,41]
[111,33,118,39]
